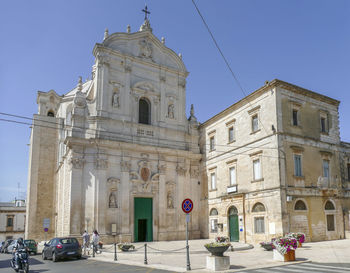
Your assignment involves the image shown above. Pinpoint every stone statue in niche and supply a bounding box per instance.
[109,192,117,208]
[139,39,152,59]
[168,104,174,119]
[167,191,174,209]
[112,92,119,108]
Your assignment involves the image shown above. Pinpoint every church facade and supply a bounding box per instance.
[26,19,207,243]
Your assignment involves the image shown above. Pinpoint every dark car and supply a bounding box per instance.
[42,237,81,262]
[24,239,38,255]
[1,239,13,253]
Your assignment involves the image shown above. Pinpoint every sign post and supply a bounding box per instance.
[43,218,50,242]
[182,198,193,271]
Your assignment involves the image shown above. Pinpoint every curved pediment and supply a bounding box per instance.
[97,31,187,74]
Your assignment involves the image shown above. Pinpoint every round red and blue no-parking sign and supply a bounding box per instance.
[182,198,193,214]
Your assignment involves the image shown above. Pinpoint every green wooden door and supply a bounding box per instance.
[229,214,239,242]
[134,198,153,242]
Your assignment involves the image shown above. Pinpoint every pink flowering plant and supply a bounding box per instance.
[272,237,298,255]
[287,232,305,244]
[215,236,229,243]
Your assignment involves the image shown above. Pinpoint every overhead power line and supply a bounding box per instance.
[190,0,269,135]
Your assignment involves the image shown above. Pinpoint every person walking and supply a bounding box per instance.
[92,230,100,256]
[82,230,90,255]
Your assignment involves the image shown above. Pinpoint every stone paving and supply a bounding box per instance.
[88,239,350,272]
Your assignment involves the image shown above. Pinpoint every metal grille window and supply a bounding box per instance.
[326,214,335,231]
[294,200,307,210]
[320,117,327,132]
[210,173,216,190]
[139,98,150,124]
[254,217,265,233]
[292,109,298,126]
[210,219,218,233]
[228,126,235,142]
[323,160,330,178]
[230,167,236,186]
[6,216,13,227]
[209,136,215,151]
[294,154,302,177]
[253,159,262,180]
[252,115,259,132]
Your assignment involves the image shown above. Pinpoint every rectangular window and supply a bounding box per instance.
[320,117,327,133]
[347,164,350,181]
[210,173,216,190]
[252,115,259,132]
[228,126,235,142]
[292,109,298,126]
[7,217,13,227]
[229,167,236,186]
[294,154,302,177]
[323,160,330,178]
[326,214,335,231]
[209,136,215,151]
[254,217,265,233]
[210,219,218,233]
[253,159,262,180]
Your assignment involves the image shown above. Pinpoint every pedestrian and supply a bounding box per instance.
[82,230,90,255]
[92,230,100,255]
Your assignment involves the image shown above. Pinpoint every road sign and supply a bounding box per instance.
[182,198,193,214]
[43,218,50,228]
[44,228,48,232]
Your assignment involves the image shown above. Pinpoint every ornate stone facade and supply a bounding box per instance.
[26,19,205,243]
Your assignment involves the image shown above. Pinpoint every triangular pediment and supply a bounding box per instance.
[96,31,187,73]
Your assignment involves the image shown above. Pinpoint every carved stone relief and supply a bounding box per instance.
[108,192,118,208]
[95,157,108,170]
[139,39,153,59]
[70,156,85,169]
[130,159,160,194]
[176,165,187,176]
[190,166,200,178]
[121,161,131,172]
[167,104,175,119]
[166,181,176,209]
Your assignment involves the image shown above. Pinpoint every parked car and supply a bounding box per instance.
[0,242,4,251]
[24,239,37,255]
[1,239,13,253]
[6,240,17,253]
[42,237,81,262]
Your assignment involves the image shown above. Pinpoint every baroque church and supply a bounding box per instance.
[26,16,207,243]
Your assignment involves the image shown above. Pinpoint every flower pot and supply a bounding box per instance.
[205,245,230,257]
[273,249,295,262]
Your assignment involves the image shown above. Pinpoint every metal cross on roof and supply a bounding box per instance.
[142,5,150,20]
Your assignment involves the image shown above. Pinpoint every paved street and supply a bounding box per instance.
[236,262,350,272]
[0,253,175,273]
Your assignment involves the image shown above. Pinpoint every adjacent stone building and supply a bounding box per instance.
[26,19,207,243]
[201,79,350,243]
[0,200,26,241]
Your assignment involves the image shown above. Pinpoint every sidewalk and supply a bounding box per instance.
[89,239,350,272]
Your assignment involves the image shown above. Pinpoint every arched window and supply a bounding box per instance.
[325,200,335,210]
[228,206,238,215]
[47,111,55,117]
[210,208,218,216]
[252,202,265,212]
[139,98,150,124]
[295,200,307,210]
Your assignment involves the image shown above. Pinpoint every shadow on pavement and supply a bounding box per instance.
[0,257,11,269]
[230,265,245,269]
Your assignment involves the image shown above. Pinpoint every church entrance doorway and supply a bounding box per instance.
[228,206,239,242]
[134,197,153,242]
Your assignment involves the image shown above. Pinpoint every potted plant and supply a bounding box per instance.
[215,236,229,243]
[287,232,305,247]
[260,241,274,251]
[272,237,298,262]
[118,243,135,252]
[204,242,231,257]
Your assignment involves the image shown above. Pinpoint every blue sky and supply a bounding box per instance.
[0,0,349,201]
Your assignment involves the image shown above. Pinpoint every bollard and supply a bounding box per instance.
[144,243,148,264]
[92,244,95,257]
[114,243,117,261]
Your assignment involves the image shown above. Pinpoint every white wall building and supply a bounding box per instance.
[0,200,26,241]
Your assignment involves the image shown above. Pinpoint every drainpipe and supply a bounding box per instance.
[243,193,247,243]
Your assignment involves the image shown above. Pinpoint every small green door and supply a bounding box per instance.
[228,206,239,242]
[134,198,153,242]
